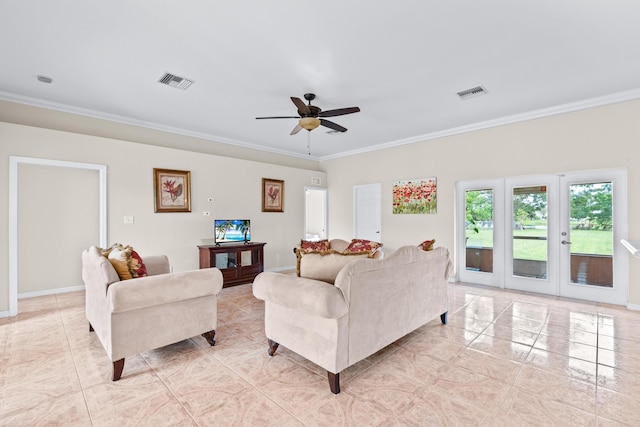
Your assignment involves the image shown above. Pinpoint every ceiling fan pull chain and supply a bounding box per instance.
[307,131,311,155]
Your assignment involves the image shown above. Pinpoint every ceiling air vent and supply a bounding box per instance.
[457,86,487,100]
[158,72,194,90]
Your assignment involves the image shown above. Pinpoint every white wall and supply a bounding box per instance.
[321,99,640,306]
[0,122,326,313]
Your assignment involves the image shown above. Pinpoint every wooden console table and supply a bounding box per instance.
[198,242,266,287]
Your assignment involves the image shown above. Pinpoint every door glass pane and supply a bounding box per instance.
[465,189,493,273]
[569,182,613,287]
[512,186,548,279]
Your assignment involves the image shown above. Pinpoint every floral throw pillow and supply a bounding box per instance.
[418,239,436,251]
[299,239,330,254]
[343,239,382,257]
[104,243,148,280]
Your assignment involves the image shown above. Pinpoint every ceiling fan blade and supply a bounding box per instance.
[290,124,303,135]
[320,119,347,132]
[319,107,360,117]
[255,116,300,119]
[291,97,311,115]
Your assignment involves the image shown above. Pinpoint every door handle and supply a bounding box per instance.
[561,240,572,245]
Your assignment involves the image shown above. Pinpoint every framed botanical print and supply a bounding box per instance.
[154,168,191,213]
[262,178,284,212]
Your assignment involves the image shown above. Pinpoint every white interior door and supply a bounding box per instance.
[354,183,382,242]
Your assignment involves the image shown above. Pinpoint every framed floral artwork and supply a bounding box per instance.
[153,168,191,213]
[262,178,284,212]
[392,177,437,214]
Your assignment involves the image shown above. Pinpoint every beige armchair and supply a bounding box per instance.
[253,246,451,393]
[82,246,223,380]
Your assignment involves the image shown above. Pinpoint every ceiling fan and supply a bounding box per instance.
[256,93,360,135]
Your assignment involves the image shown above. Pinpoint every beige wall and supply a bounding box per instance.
[18,164,100,293]
[0,122,326,313]
[321,99,640,306]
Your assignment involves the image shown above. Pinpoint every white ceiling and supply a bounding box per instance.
[2,1,640,160]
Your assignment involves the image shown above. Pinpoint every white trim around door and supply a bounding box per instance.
[8,156,107,317]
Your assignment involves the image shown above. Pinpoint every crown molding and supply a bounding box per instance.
[319,88,640,161]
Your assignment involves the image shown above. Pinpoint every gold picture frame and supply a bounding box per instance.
[153,168,191,213]
[262,178,284,212]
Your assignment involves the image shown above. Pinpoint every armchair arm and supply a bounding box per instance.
[108,268,223,314]
[253,272,348,319]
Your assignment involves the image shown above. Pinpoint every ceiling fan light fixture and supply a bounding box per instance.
[299,117,320,131]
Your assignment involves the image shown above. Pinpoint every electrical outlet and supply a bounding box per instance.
[123,216,134,224]
[203,211,211,216]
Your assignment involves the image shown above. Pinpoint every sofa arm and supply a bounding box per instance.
[143,255,170,276]
[108,268,223,314]
[253,272,348,319]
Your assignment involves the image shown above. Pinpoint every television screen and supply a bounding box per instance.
[214,219,251,243]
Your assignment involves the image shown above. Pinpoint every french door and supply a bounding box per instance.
[457,170,628,305]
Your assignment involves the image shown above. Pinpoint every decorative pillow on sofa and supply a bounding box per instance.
[343,239,383,257]
[104,243,147,280]
[418,239,436,251]
[299,239,330,254]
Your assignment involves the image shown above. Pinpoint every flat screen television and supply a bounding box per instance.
[214,219,251,244]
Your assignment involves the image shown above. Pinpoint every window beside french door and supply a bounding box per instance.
[456,170,628,306]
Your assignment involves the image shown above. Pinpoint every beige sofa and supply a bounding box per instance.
[82,246,223,380]
[295,238,384,284]
[253,245,451,393]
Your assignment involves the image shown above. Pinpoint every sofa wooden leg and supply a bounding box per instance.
[440,311,448,324]
[112,358,125,381]
[89,322,94,332]
[267,339,279,356]
[202,330,216,346]
[328,372,340,394]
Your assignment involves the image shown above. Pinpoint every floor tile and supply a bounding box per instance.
[494,388,596,426]
[470,333,533,362]
[432,365,512,414]
[533,334,597,363]
[596,387,640,425]
[525,347,597,384]
[513,364,596,414]
[3,282,640,425]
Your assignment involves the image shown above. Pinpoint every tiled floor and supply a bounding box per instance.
[1,282,640,426]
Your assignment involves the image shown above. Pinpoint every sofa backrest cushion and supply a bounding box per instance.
[300,253,369,284]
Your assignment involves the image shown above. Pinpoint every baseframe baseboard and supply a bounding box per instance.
[18,285,85,300]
